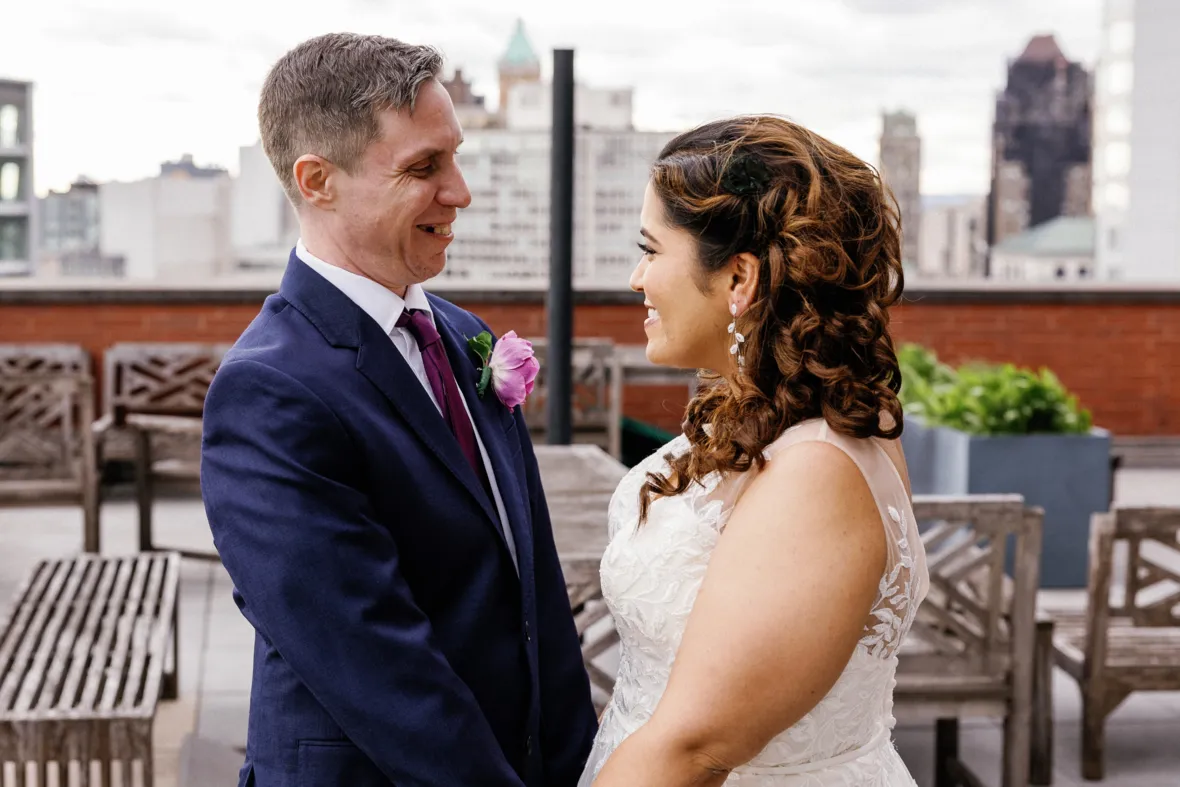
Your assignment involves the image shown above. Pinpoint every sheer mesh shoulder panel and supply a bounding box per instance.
[759,420,929,658]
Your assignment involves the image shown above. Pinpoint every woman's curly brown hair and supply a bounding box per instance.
[639,115,905,522]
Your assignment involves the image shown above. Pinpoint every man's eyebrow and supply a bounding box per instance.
[401,137,465,164]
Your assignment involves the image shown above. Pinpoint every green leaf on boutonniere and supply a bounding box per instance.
[467,331,493,364]
[468,331,495,398]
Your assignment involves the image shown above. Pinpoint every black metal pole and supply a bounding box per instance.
[547,48,575,445]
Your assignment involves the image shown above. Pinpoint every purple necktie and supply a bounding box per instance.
[397,308,492,497]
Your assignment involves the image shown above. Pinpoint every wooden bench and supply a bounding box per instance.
[1,343,102,553]
[896,494,1047,787]
[0,553,180,787]
[97,343,227,559]
[0,346,89,382]
[1110,436,1180,469]
[1049,506,1180,781]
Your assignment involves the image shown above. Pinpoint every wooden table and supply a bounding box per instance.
[536,443,628,500]
[536,444,626,581]
[534,444,627,703]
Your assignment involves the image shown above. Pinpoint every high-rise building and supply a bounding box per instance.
[232,141,299,270]
[0,79,35,276]
[505,82,634,132]
[1094,0,1180,280]
[497,20,541,116]
[1092,0,1135,279]
[440,129,673,288]
[442,68,496,130]
[986,35,1092,263]
[100,157,232,280]
[40,178,99,256]
[37,177,125,277]
[438,20,668,288]
[918,195,987,279]
[160,153,228,180]
[878,110,921,269]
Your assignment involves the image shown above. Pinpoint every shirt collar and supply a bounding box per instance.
[296,238,433,335]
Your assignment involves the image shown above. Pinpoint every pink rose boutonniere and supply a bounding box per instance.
[467,330,540,409]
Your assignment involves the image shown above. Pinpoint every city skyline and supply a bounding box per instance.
[6,0,1100,198]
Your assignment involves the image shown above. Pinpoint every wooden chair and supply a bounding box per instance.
[96,343,228,559]
[0,344,101,552]
[523,339,623,459]
[0,552,181,786]
[1050,506,1180,781]
[895,494,1046,787]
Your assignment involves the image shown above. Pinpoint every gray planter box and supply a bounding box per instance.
[901,416,1112,588]
[899,415,940,496]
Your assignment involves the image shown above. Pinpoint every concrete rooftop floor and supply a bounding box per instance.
[2,466,1179,786]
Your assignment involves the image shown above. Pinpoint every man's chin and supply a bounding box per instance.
[409,251,449,284]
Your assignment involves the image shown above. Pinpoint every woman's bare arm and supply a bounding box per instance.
[590,440,886,785]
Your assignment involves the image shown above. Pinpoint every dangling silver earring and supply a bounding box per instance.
[728,302,745,369]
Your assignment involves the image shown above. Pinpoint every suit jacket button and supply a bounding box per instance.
[525,735,533,756]
[524,619,531,642]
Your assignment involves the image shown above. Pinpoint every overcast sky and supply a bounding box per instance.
[5,0,1101,197]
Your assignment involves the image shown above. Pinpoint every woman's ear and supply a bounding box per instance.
[728,252,760,315]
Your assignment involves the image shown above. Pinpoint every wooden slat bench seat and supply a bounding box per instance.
[1054,613,1180,675]
[0,553,180,786]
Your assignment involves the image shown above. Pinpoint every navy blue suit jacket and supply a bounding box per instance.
[200,253,597,786]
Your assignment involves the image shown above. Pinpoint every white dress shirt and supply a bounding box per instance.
[296,240,519,571]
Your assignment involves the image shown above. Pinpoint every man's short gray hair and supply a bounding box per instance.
[259,33,443,205]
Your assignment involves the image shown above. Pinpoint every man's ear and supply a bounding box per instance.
[293,154,337,208]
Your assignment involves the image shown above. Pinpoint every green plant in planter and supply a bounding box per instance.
[896,343,955,418]
[925,363,1093,436]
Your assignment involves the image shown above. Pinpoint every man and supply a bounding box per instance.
[201,33,597,787]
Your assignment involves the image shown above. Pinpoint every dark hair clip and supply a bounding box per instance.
[720,153,773,197]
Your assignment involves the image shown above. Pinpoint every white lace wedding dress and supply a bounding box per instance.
[578,418,928,786]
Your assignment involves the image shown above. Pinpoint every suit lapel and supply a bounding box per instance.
[352,315,506,541]
[432,311,536,572]
[280,252,525,567]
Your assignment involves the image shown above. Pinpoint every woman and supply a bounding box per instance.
[578,115,928,786]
